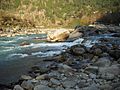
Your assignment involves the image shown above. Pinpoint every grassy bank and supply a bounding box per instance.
[0,0,120,28]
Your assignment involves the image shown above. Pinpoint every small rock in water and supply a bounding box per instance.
[94,48,102,56]
[62,79,77,88]
[93,57,111,67]
[67,30,83,41]
[13,85,24,90]
[77,80,88,88]
[109,50,120,59]
[58,63,73,71]
[99,84,112,90]
[20,41,30,46]
[85,66,99,74]
[99,64,120,75]
[81,83,99,90]
[36,74,49,80]
[65,88,75,90]
[21,75,32,80]
[89,73,96,79]
[34,85,54,90]
[21,80,34,90]
[100,73,115,80]
[56,86,65,90]
[71,45,86,55]
[50,78,61,85]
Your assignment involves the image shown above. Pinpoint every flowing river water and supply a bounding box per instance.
[0,33,120,84]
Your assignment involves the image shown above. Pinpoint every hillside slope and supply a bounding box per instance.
[0,0,120,28]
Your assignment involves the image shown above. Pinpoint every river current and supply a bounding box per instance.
[0,33,119,84]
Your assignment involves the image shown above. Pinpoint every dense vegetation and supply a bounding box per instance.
[0,0,120,28]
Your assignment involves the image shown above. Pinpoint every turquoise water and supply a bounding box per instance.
[0,34,47,61]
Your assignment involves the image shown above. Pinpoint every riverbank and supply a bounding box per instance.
[0,24,120,38]
[0,27,74,37]
[0,24,120,90]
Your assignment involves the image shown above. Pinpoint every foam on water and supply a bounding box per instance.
[0,37,94,60]
[7,53,29,59]
[1,33,117,61]
[32,51,62,57]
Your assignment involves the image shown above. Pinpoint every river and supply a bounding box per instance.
[0,33,119,84]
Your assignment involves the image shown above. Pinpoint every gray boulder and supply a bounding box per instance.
[34,85,54,90]
[67,30,83,41]
[93,57,111,67]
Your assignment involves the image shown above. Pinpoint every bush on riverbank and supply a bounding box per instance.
[0,0,120,28]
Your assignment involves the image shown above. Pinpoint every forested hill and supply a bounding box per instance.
[0,0,120,28]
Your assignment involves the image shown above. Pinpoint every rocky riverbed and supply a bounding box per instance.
[5,43,120,90]
[0,24,120,90]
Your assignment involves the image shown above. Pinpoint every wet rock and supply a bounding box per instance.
[48,71,62,79]
[62,79,77,88]
[79,73,89,80]
[85,66,99,74]
[67,30,83,41]
[109,50,120,59]
[65,88,75,90]
[100,53,109,57]
[21,75,32,80]
[61,53,75,65]
[90,45,109,53]
[34,85,54,90]
[111,82,120,89]
[21,80,34,90]
[115,87,120,90]
[118,58,120,63]
[36,74,49,80]
[32,66,50,74]
[94,48,102,56]
[99,84,112,90]
[93,57,111,67]
[112,33,120,37]
[82,53,94,60]
[58,63,74,72]
[32,61,54,74]
[13,85,24,90]
[56,86,65,90]
[100,73,115,80]
[47,29,70,42]
[89,73,96,79]
[20,41,30,46]
[71,45,86,55]
[35,80,49,86]
[99,64,120,75]
[62,53,75,65]
[77,80,88,88]
[81,83,99,90]
[50,78,61,85]
[91,56,99,62]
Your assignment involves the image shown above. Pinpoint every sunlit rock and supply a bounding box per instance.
[47,29,70,42]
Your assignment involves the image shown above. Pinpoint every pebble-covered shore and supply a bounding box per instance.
[0,27,74,37]
[1,24,120,90]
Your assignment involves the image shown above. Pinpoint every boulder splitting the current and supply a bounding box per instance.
[47,29,70,42]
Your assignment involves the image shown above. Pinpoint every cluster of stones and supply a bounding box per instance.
[11,42,120,90]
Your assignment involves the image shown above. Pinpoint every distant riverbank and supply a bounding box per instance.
[0,28,74,37]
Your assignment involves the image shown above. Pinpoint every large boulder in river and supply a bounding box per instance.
[67,30,83,41]
[47,29,70,42]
